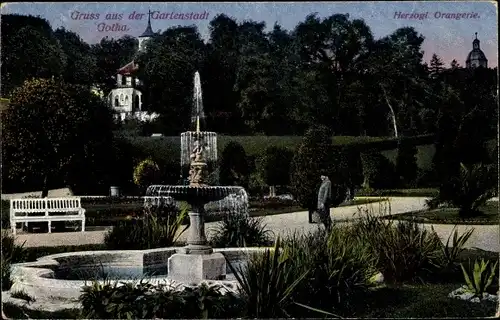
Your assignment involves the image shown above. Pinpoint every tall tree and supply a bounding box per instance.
[450,59,460,69]
[136,26,206,134]
[294,13,374,133]
[233,20,272,133]
[1,78,114,196]
[429,53,445,79]
[257,146,294,196]
[54,27,96,86]
[202,14,241,133]
[1,25,66,96]
[364,27,428,137]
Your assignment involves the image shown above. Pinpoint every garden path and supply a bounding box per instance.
[10,197,499,252]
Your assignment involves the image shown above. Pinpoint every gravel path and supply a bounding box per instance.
[9,197,499,252]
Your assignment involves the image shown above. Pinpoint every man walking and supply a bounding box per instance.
[317,174,333,231]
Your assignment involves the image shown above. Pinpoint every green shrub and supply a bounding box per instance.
[283,228,378,317]
[396,141,418,186]
[437,163,497,217]
[80,280,243,319]
[415,168,439,188]
[1,231,25,291]
[460,258,498,297]
[337,146,364,190]
[104,204,188,250]
[361,151,399,189]
[352,208,443,284]
[1,255,12,291]
[256,146,294,194]
[440,227,474,269]
[210,214,273,248]
[219,141,250,188]
[290,126,348,215]
[133,158,161,193]
[2,232,27,263]
[227,237,309,318]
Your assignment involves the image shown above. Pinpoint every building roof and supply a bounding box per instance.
[466,33,488,63]
[117,60,139,76]
[139,10,155,38]
[466,50,488,63]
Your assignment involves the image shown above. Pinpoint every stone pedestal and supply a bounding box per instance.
[167,252,226,285]
[167,203,227,284]
[185,211,212,254]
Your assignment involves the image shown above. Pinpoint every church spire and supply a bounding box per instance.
[139,9,155,38]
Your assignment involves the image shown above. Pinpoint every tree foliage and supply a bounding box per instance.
[1,12,497,198]
[133,158,161,192]
[396,141,418,186]
[258,146,294,187]
[290,126,349,211]
[1,78,114,195]
[219,141,250,188]
[438,163,497,217]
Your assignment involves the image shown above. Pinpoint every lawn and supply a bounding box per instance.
[385,202,498,225]
[356,188,439,197]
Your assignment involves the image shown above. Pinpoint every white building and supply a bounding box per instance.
[108,11,158,122]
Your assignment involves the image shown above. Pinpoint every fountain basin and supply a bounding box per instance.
[146,185,246,204]
[7,247,268,303]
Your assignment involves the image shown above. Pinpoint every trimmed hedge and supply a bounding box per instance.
[121,134,435,162]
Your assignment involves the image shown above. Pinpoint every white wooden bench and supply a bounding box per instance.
[10,197,86,235]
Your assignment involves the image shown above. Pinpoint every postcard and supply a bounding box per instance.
[1,2,498,319]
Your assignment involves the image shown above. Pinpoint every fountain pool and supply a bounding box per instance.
[8,247,266,303]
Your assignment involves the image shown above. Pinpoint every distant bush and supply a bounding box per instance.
[133,158,161,194]
[396,141,418,186]
[414,168,440,188]
[290,126,349,215]
[256,146,294,196]
[2,232,27,263]
[1,255,12,291]
[361,151,399,189]
[436,163,497,217]
[2,199,10,228]
[219,141,250,188]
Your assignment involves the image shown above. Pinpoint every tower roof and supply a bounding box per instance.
[139,10,155,38]
[117,60,139,76]
[466,32,488,63]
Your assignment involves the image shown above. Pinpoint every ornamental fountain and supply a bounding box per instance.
[180,71,218,183]
[144,71,248,283]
